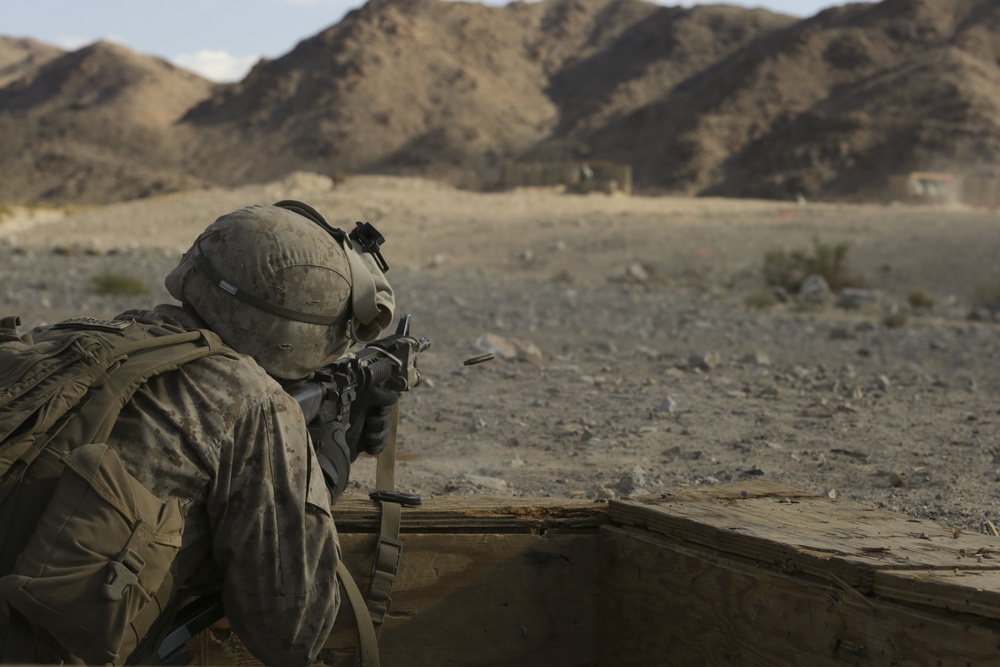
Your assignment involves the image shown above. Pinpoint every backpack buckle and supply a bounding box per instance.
[102,548,145,601]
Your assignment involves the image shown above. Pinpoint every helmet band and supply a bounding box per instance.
[191,239,341,326]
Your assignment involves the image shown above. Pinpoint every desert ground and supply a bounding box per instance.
[2,174,999,534]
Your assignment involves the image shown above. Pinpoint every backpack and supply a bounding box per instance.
[0,314,227,665]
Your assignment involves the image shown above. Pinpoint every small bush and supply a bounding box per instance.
[908,288,936,309]
[91,272,150,296]
[883,312,908,328]
[744,288,777,310]
[762,238,857,293]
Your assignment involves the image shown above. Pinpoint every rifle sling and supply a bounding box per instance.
[366,401,403,638]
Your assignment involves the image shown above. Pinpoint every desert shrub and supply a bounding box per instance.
[908,288,936,309]
[550,269,575,284]
[884,311,908,328]
[91,272,149,296]
[744,288,777,310]
[762,238,856,293]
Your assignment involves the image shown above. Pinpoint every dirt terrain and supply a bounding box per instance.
[2,174,999,534]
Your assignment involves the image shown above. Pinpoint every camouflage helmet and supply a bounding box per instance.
[165,202,394,380]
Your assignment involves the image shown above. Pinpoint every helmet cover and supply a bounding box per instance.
[165,203,390,379]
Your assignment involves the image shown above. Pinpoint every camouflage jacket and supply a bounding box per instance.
[107,305,339,665]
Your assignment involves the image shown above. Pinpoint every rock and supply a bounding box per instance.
[689,351,721,371]
[799,274,831,303]
[626,263,650,283]
[473,333,543,364]
[464,474,509,492]
[743,351,771,366]
[837,288,881,310]
[656,395,677,413]
[589,485,617,500]
[758,384,780,398]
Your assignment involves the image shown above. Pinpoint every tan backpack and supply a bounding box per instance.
[0,315,227,665]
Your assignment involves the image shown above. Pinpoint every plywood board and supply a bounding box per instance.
[193,498,603,667]
[874,568,1000,620]
[330,495,609,532]
[608,481,1000,590]
[324,532,598,666]
[599,525,1000,666]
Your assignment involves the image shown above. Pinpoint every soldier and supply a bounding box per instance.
[0,201,395,665]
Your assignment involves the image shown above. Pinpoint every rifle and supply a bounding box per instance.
[144,316,429,666]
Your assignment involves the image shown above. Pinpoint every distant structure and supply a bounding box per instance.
[887,171,1000,208]
[498,160,632,195]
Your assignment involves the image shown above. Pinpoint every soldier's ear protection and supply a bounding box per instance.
[273,200,388,272]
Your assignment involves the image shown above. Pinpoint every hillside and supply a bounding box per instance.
[0,37,62,88]
[1,0,999,204]
[0,40,214,202]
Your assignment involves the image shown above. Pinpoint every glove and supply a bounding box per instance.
[346,385,399,460]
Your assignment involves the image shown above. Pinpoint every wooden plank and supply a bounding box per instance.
[874,569,1000,620]
[599,525,1000,667]
[192,498,602,667]
[323,532,598,666]
[330,496,609,532]
[608,481,1000,590]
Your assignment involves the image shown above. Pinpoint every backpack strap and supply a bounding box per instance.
[3,327,226,482]
[0,324,228,575]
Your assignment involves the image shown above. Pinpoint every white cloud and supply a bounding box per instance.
[172,50,259,83]
[52,35,92,51]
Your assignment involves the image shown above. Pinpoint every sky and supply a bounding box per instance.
[1,0,851,83]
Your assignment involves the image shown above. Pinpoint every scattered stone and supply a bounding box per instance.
[743,351,771,366]
[464,474,509,492]
[625,263,650,283]
[689,351,721,371]
[837,288,881,310]
[589,485,616,500]
[889,473,906,488]
[799,274,831,303]
[473,333,543,364]
[758,384,779,398]
[969,303,1000,322]
[656,395,677,413]
[463,416,488,432]
[615,467,647,496]
[594,340,618,355]
[875,375,891,391]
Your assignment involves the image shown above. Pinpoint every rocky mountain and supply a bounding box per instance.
[1,0,998,204]
[0,40,214,202]
[0,37,62,88]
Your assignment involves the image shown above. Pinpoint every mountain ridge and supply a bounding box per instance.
[1,0,998,204]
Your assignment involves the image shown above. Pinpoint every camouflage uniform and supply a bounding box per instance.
[109,305,338,666]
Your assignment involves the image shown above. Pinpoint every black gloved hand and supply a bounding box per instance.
[346,386,399,460]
